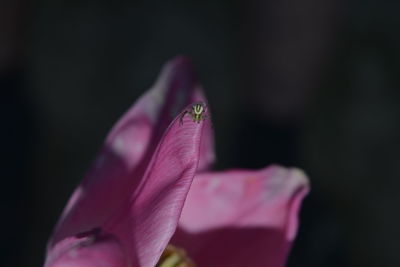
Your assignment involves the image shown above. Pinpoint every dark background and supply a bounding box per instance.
[2,0,400,266]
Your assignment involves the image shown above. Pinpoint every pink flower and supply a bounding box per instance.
[44,57,310,267]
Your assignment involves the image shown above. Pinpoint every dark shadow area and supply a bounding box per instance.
[172,227,291,267]
[0,68,33,267]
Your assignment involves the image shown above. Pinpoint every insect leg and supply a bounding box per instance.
[179,110,189,125]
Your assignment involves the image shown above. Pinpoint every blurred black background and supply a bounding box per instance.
[2,0,400,266]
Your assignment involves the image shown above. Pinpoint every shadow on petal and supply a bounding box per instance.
[172,227,291,267]
[45,232,129,267]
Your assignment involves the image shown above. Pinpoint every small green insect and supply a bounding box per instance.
[180,102,208,124]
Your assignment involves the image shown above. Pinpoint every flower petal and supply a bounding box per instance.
[107,106,212,267]
[45,232,128,267]
[172,165,309,267]
[47,56,210,250]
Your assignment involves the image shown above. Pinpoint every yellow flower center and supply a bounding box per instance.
[156,244,196,267]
